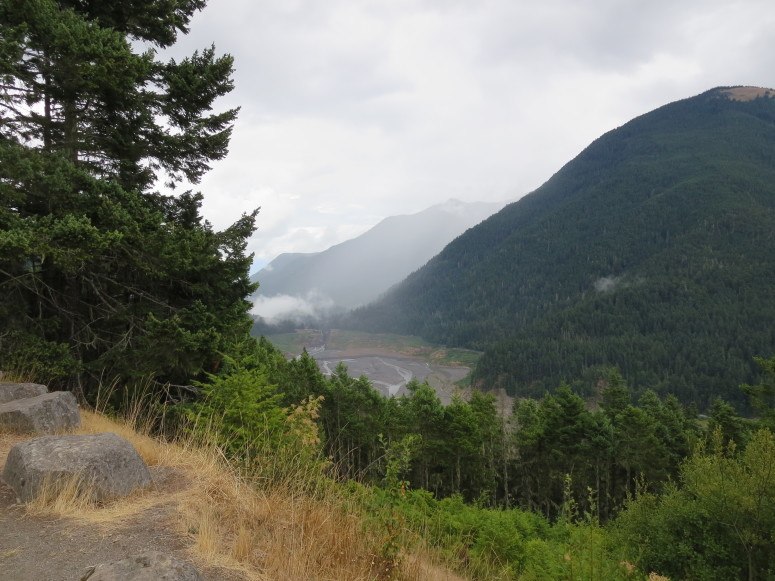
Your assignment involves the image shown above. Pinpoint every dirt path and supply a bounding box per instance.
[0,434,244,581]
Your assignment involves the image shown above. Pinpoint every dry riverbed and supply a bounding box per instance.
[314,349,470,404]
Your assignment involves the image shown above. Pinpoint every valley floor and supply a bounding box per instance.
[315,349,468,403]
[271,329,482,404]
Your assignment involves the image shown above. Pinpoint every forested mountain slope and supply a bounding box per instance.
[347,87,775,407]
[251,199,502,312]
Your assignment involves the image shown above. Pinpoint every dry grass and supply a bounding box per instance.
[166,429,390,580]
[720,86,775,101]
[0,369,35,383]
[26,472,96,516]
[0,432,25,460]
[0,548,21,563]
[4,403,463,581]
[401,553,469,581]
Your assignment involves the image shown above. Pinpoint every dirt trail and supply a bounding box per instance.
[0,434,243,581]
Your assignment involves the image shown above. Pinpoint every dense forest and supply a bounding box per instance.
[347,88,775,409]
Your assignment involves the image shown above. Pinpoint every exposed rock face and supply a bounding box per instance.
[0,382,48,404]
[0,391,80,434]
[81,552,203,581]
[2,432,151,503]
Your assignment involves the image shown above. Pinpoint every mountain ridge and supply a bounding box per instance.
[251,198,505,320]
[346,86,775,407]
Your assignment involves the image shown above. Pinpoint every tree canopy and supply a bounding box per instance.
[0,0,256,395]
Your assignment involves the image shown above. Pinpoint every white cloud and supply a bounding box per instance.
[251,291,335,323]
[594,276,620,293]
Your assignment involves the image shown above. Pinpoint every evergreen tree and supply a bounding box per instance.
[0,0,255,395]
[403,380,445,492]
[742,355,775,429]
[708,397,748,446]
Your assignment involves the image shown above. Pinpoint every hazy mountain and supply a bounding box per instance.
[251,199,504,321]
[347,86,775,408]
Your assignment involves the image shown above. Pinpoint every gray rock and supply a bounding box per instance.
[0,390,80,434]
[2,432,151,503]
[0,382,48,404]
[81,552,202,581]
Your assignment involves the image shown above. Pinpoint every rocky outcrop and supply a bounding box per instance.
[81,552,203,581]
[0,383,200,579]
[2,432,151,503]
[0,382,48,404]
[0,391,80,434]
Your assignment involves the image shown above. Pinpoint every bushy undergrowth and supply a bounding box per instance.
[78,367,775,581]
[351,483,641,581]
[175,354,773,581]
[157,359,649,580]
[613,429,775,580]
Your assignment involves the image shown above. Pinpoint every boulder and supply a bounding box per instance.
[2,432,151,503]
[0,390,80,434]
[81,552,202,581]
[0,382,48,404]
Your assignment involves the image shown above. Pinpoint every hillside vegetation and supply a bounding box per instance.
[348,87,775,408]
[0,395,460,580]
[8,341,774,580]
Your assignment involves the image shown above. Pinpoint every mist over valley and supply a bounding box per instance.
[249,199,505,323]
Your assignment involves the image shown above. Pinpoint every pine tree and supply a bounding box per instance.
[0,0,256,395]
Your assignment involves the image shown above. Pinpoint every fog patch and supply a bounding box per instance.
[251,290,334,324]
[594,275,621,293]
[439,199,466,217]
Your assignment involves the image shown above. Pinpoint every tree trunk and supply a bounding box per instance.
[63,99,79,164]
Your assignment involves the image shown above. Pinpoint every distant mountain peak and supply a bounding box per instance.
[717,86,775,101]
[250,198,504,320]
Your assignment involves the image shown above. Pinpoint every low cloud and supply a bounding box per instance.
[594,275,621,293]
[251,290,335,324]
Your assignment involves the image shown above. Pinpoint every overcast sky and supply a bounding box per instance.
[169,0,775,271]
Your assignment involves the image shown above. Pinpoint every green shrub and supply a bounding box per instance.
[182,365,288,457]
[614,429,775,580]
